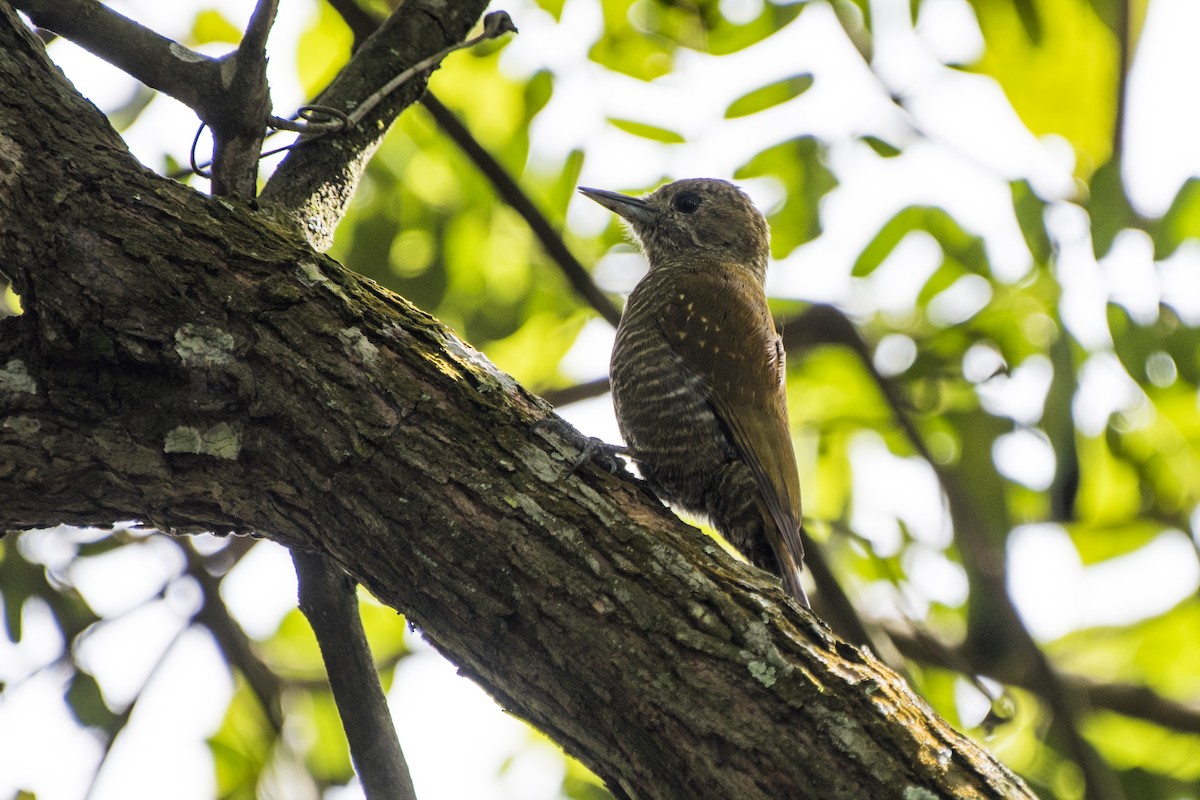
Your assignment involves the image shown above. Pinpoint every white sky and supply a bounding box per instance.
[5,0,1200,798]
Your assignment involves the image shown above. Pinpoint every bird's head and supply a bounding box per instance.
[579,178,771,282]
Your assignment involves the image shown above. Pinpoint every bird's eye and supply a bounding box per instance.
[673,192,702,213]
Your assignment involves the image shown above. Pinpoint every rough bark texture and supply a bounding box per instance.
[0,4,1035,798]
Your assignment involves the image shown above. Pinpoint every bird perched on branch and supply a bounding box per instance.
[580,178,809,606]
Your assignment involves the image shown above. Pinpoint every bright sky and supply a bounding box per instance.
[4,0,1200,798]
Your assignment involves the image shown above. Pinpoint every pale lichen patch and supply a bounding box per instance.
[339,326,379,365]
[0,360,36,395]
[903,787,939,800]
[167,42,207,63]
[0,132,24,191]
[4,415,40,435]
[164,423,241,459]
[748,660,777,687]
[296,260,327,287]
[175,324,235,366]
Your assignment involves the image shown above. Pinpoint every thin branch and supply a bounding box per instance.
[294,550,417,800]
[241,0,278,55]
[208,0,278,196]
[184,541,285,731]
[421,93,624,328]
[348,12,514,128]
[886,623,1200,736]
[13,0,217,108]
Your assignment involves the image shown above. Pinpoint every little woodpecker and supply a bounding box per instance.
[580,178,810,606]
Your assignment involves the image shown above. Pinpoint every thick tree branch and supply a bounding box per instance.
[0,4,1036,797]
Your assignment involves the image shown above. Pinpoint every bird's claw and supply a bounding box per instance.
[565,436,629,477]
[530,417,629,478]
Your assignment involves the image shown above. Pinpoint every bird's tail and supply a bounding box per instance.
[778,546,810,608]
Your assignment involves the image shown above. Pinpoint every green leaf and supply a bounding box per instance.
[704,3,806,56]
[549,149,586,223]
[296,3,354,97]
[861,135,901,158]
[1108,303,1200,387]
[209,677,274,800]
[536,0,566,21]
[736,136,836,257]
[724,74,813,118]
[968,0,1118,169]
[1064,520,1162,565]
[523,70,555,122]
[1011,180,1052,263]
[1085,159,1136,258]
[67,670,120,730]
[191,10,242,45]
[296,690,354,782]
[258,607,327,679]
[1074,431,1142,525]
[606,118,686,144]
[1151,177,1200,259]
[589,0,675,80]
[851,206,988,278]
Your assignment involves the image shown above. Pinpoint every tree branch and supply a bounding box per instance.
[0,5,1036,797]
[206,0,277,196]
[421,93,623,328]
[295,550,417,800]
[13,0,218,110]
[886,622,1200,736]
[259,0,490,248]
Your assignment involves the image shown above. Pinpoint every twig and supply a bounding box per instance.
[349,12,514,128]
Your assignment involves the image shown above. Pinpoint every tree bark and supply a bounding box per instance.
[0,4,1035,798]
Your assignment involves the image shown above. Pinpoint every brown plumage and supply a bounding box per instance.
[580,178,809,606]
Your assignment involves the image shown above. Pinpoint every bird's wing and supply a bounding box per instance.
[656,267,807,599]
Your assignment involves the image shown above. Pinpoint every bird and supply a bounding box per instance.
[579,178,810,606]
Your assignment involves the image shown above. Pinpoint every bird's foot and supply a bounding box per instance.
[566,436,630,477]
[530,416,629,477]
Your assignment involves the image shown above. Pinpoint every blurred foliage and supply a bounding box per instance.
[7,0,1200,799]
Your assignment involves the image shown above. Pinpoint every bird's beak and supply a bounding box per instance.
[578,187,658,226]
